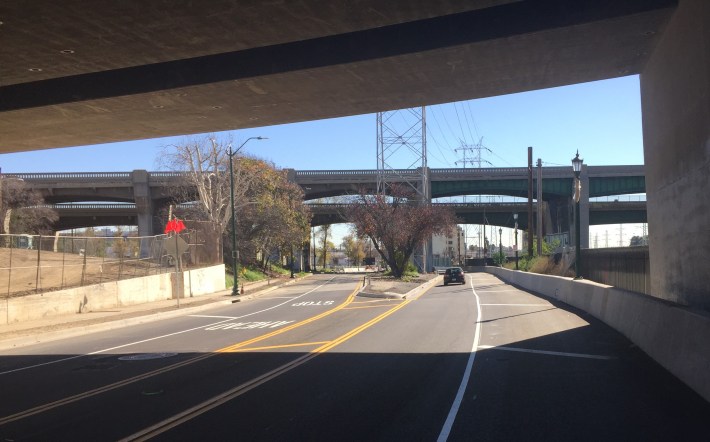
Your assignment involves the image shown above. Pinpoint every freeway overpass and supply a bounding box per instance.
[39,200,646,235]
[8,166,645,246]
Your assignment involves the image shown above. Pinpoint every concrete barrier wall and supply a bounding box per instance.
[1,264,225,324]
[485,267,710,403]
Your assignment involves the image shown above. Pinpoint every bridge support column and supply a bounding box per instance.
[569,167,590,251]
[641,0,709,310]
[580,167,590,249]
[131,169,154,239]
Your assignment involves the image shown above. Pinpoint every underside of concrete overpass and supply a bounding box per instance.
[1,0,674,151]
[1,0,708,315]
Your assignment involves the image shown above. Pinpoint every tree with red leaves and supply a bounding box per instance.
[347,186,458,278]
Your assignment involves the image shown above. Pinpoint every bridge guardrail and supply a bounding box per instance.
[3,172,131,180]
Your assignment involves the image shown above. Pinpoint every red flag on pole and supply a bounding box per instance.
[165,217,186,234]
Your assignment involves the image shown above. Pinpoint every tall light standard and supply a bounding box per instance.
[572,151,583,279]
[513,213,519,270]
[228,136,267,296]
[498,227,503,266]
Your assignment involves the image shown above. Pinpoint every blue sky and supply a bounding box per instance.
[0,75,643,172]
[0,75,645,247]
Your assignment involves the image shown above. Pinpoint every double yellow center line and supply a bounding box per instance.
[126,297,415,441]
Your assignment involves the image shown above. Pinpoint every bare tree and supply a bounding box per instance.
[347,185,458,278]
[159,135,311,272]
[0,177,58,235]
[158,135,261,263]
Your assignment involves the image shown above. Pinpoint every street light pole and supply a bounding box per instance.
[498,227,503,266]
[572,151,583,279]
[228,136,267,296]
[514,213,519,270]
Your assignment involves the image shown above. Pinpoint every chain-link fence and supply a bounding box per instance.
[0,227,219,298]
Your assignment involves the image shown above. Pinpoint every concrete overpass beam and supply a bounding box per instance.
[641,0,710,311]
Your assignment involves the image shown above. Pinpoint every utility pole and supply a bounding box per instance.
[527,147,534,257]
[536,158,543,256]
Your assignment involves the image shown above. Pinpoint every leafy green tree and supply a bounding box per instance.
[317,225,332,269]
[159,135,311,271]
[342,234,366,267]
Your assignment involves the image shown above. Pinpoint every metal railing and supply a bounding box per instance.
[582,246,650,295]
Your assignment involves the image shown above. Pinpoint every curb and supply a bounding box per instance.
[358,275,443,300]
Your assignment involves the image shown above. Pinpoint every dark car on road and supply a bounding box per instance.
[444,267,465,285]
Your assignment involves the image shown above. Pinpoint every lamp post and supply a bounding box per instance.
[228,136,267,295]
[290,245,295,278]
[572,150,583,279]
[514,213,519,270]
[498,227,503,266]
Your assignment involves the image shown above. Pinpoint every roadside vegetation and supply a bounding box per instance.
[502,238,573,277]
[0,176,57,235]
[159,134,312,280]
[347,184,458,278]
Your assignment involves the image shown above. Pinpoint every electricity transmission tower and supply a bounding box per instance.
[376,107,430,270]
[376,107,428,200]
[456,137,492,260]
[455,137,492,169]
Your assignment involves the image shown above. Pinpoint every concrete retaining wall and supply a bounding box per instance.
[485,267,710,403]
[1,264,225,324]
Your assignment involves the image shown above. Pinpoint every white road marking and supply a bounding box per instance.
[291,300,334,307]
[477,345,615,360]
[189,315,240,319]
[205,320,293,331]
[475,289,521,293]
[480,303,552,307]
[438,277,482,442]
[0,277,337,376]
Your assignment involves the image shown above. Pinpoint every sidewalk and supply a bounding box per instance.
[0,275,308,351]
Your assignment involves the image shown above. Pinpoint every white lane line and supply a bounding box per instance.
[477,345,615,360]
[438,277,482,442]
[188,315,240,319]
[0,277,337,376]
[481,303,551,307]
[475,289,520,293]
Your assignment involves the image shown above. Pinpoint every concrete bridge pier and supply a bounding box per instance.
[131,170,153,237]
[570,166,590,250]
[641,0,709,311]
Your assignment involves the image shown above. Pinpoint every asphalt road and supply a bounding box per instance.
[0,273,708,441]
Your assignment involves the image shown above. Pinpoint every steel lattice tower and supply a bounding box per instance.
[376,107,430,271]
[376,107,428,200]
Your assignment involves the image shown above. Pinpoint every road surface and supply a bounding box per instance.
[0,273,708,441]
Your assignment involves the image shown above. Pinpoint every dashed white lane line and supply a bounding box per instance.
[478,345,615,360]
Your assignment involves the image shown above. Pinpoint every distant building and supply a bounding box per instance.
[432,226,466,266]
